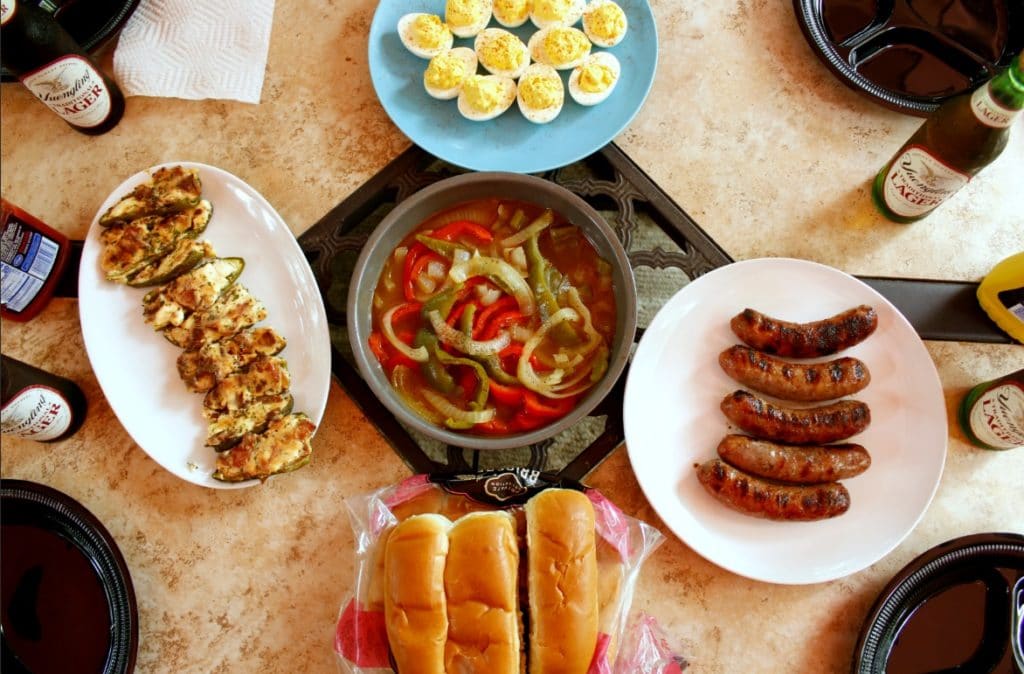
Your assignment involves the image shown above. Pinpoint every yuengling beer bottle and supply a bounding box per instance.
[1,354,87,442]
[871,52,1024,223]
[0,0,125,135]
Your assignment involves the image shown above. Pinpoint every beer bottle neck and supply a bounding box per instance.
[988,54,1024,112]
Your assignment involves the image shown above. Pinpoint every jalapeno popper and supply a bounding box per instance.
[99,165,319,483]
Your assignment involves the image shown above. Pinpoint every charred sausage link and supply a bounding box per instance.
[716,434,871,484]
[718,345,871,402]
[695,458,851,521]
[729,305,878,358]
[720,390,871,444]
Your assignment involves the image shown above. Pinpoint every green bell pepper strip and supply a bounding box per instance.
[413,329,456,394]
[434,347,491,413]
[525,234,578,345]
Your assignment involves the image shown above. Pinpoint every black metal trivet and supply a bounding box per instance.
[297,142,733,479]
[295,142,1011,479]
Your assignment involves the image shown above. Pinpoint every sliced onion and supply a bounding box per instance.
[505,245,527,271]
[449,254,536,316]
[475,284,501,306]
[415,274,437,295]
[500,210,553,247]
[453,248,472,264]
[382,305,428,363]
[428,310,510,356]
[390,365,443,423]
[426,260,447,280]
[422,389,495,426]
[517,307,578,394]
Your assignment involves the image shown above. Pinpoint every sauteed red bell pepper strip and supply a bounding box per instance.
[487,379,526,406]
[430,219,494,244]
[402,243,429,300]
[523,390,576,419]
[478,309,527,341]
[471,296,518,338]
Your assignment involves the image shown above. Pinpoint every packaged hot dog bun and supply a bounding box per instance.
[444,511,522,674]
[526,488,599,674]
[384,513,452,674]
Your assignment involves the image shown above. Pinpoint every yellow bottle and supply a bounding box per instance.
[977,252,1024,344]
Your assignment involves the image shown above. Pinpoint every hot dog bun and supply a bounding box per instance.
[384,513,452,674]
[444,511,522,674]
[526,488,599,674]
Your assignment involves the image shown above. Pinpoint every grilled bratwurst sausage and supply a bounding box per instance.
[720,390,871,444]
[718,345,871,402]
[730,305,878,358]
[716,434,871,484]
[695,458,851,521]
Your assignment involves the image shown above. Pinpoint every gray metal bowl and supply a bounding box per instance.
[347,172,637,451]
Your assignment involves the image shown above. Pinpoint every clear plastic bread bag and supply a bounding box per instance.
[333,470,686,673]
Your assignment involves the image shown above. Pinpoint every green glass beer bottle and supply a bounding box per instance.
[872,52,1024,223]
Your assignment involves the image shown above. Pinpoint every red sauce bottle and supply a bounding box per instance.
[0,198,71,322]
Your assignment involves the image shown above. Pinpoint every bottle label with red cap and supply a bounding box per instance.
[880,145,970,218]
[21,55,112,128]
[971,84,1020,129]
[1,385,74,441]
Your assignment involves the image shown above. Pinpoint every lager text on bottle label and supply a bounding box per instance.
[1,385,74,441]
[968,382,1024,449]
[971,85,1021,129]
[881,146,969,218]
[21,56,112,128]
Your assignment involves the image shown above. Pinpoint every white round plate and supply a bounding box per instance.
[623,258,947,584]
[79,162,332,489]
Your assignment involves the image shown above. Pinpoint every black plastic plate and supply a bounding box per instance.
[0,479,138,674]
[794,0,1024,115]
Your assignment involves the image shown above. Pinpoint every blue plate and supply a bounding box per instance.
[368,0,658,173]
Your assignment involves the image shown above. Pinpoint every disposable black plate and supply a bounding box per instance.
[0,479,138,673]
[793,0,1024,115]
[852,532,1024,673]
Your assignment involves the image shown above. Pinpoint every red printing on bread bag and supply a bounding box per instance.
[586,489,631,562]
[334,599,390,667]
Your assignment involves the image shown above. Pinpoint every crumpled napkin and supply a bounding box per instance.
[113,0,275,104]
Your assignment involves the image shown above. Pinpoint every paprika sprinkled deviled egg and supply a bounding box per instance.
[516,63,565,124]
[458,74,517,121]
[528,24,592,70]
[397,13,454,59]
[568,51,620,105]
[474,28,531,79]
[530,0,586,28]
[492,0,533,28]
[582,0,628,48]
[423,47,478,100]
[445,0,492,38]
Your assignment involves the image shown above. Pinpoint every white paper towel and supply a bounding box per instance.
[113,0,275,104]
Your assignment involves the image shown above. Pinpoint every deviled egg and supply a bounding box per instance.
[517,63,565,124]
[398,13,453,59]
[458,74,517,121]
[475,28,531,79]
[492,0,532,28]
[528,24,592,70]
[423,47,478,100]
[568,51,620,105]
[445,0,492,38]
[582,0,628,48]
[530,0,585,29]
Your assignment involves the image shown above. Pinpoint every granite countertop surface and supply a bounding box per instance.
[2,1,1022,672]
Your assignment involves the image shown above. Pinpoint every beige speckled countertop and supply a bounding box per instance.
[2,1,1023,673]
